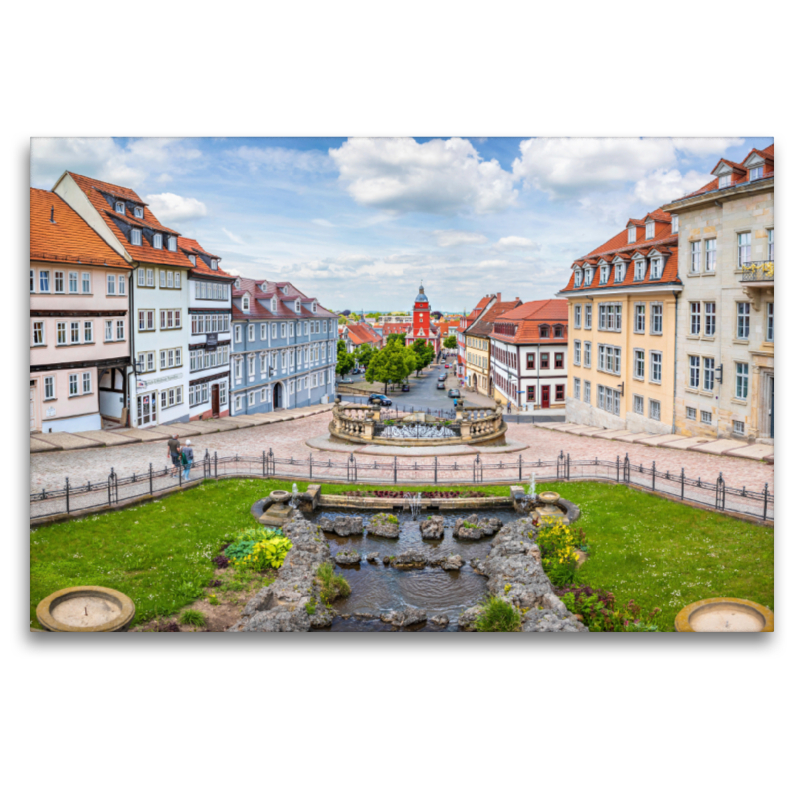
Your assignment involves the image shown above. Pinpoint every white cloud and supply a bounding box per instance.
[30,137,203,190]
[312,218,335,227]
[478,259,509,268]
[633,169,708,206]
[329,137,518,215]
[671,137,745,157]
[435,230,488,247]
[513,138,678,198]
[222,227,245,245]
[495,236,539,250]
[144,193,208,223]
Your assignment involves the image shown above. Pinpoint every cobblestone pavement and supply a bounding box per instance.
[31,410,774,520]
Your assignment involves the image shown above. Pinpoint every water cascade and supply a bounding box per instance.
[379,424,458,439]
[403,491,423,520]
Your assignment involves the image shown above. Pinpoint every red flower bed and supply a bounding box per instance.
[343,490,487,499]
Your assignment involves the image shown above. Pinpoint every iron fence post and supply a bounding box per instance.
[616,455,619,482]
[108,469,113,507]
[763,483,769,520]
[149,463,153,495]
[681,468,685,500]
[309,453,313,479]
[567,453,570,481]
[179,459,182,487]
[269,448,274,478]
[214,451,218,479]
[652,461,656,491]
[518,453,522,481]
[65,477,70,514]
[434,456,438,485]
[394,456,397,484]
[263,450,266,477]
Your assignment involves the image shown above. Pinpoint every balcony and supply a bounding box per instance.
[740,261,774,309]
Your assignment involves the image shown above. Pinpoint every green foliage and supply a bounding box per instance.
[336,340,356,377]
[462,521,478,529]
[179,609,207,627]
[354,344,375,368]
[304,600,317,616]
[373,513,398,525]
[365,339,416,392]
[559,587,660,632]
[443,335,457,349]
[385,332,406,346]
[474,596,522,632]
[316,563,351,605]
[233,537,292,571]
[537,519,582,587]
[410,339,435,375]
[208,593,221,606]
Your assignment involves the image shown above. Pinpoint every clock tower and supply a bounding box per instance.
[413,283,431,341]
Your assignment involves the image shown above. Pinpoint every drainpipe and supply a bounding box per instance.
[672,290,679,434]
[128,264,137,427]
[537,343,541,412]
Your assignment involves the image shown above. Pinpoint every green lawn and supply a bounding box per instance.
[30,478,773,631]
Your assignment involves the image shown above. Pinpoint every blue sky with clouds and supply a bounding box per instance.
[30,136,773,313]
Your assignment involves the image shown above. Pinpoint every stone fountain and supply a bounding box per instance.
[258,489,295,528]
[36,586,135,632]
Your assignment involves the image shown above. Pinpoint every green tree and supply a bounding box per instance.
[386,332,406,347]
[354,344,375,368]
[443,335,457,350]
[411,338,435,376]
[366,340,416,393]
[336,340,356,378]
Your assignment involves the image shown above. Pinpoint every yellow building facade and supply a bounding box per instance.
[558,210,682,434]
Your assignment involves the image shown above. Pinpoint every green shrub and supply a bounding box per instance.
[373,513,399,525]
[537,519,582,587]
[316,563,351,605]
[179,609,207,627]
[474,596,522,632]
[558,585,660,632]
[238,537,292,571]
[305,600,317,616]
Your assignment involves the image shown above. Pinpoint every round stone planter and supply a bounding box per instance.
[36,586,135,632]
[674,597,773,633]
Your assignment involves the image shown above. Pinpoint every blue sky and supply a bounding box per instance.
[30,136,773,313]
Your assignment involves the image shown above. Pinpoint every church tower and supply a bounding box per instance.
[413,283,431,342]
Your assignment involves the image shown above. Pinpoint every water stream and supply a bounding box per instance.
[309,507,521,632]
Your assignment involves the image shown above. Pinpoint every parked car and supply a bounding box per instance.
[437,381,446,390]
[339,377,354,384]
[369,393,392,406]
[401,384,410,392]
[438,373,447,381]
[447,388,460,398]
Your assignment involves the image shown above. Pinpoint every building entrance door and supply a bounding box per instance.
[211,384,220,417]
[541,385,550,409]
[273,382,283,409]
[137,392,156,426]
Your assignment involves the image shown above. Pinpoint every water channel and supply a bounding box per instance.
[309,507,522,632]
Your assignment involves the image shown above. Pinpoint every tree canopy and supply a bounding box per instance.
[385,332,406,347]
[365,339,416,393]
[443,335,457,350]
[335,339,355,378]
[354,343,376,367]
[410,338,435,375]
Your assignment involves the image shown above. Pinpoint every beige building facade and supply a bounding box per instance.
[663,145,774,442]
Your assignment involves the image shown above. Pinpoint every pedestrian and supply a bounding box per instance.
[167,434,181,477]
[453,397,458,409]
[507,400,511,414]
[181,439,194,481]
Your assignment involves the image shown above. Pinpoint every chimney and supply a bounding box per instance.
[496,293,501,302]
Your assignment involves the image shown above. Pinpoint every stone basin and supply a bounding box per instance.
[675,598,774,633]
[36,586,135,632]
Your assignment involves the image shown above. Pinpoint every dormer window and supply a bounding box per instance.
[153,233,163,249]
[600,265,610,284]
[719,174,731,188]
[271,298,277,312]
[188,255,196,266]
[614,262,625,283]
[295,300,301,313]
[131,228,142,246]
[234,278,241,289]
[242,295,250,313]
[115,201,125,215]
[167,236,177,252]
[750,166,763,181]
[539,325,550,339]
[574,268,582,287]
[645,221,655,239]
[583,268,593,287]
[554,325,564,338]
[134,207,143,219]
[628,227,636,244]
[262,282,269,292]
[283,286,289,295]
[650,257,663,280]
[211,259,218,270]
[312,302,317,313]
[634,259,645,281]
[671,216,679,233]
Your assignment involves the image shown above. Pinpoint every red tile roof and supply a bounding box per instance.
[382,323,411,336]
[560,207,680,294]
[676,144,774,200]
[230,276,336,320]
[179,237,235,281]
[64,172,193,268]
[489,299,568,344]
[30,188,130,269]
[465,300,523,337]
[345,323,382,346]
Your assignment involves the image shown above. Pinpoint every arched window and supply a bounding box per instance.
[295,300,301,313]
[242,295,250,313]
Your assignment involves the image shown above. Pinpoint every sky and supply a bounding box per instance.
[30,136,773,314]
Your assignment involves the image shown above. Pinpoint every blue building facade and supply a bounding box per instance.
[230,278,338,414]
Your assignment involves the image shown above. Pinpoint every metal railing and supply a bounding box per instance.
[740,260,775,282]
[30,450,773,524]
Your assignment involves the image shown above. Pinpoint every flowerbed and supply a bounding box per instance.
[343,489,487,498]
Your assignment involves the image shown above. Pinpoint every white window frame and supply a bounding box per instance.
[634,395,644,415]
[705,238,716,272]
[703,357,715,392]
[131,228,142,246]
[649,399,661,421]
[704,303,716,336]
[574,305,581,329]
[44,376,55,400]
[645,221,655,239]
[82,272,91,293]
[736,302,750,340]
[738,232,751,267]
[690,302,701,336]
[573,340,581,366]
[153,233,163,249]
[650,303,663,335]
[115,201,125,214]
[690,241,701,273]
[735,362,749,400]
[627,227,636,243]
[649,351,662,384]
[633,349,645,380]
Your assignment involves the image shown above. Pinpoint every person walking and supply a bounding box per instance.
[167,434,181,477]
[507,400,511,414]
[181,439,194,481]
